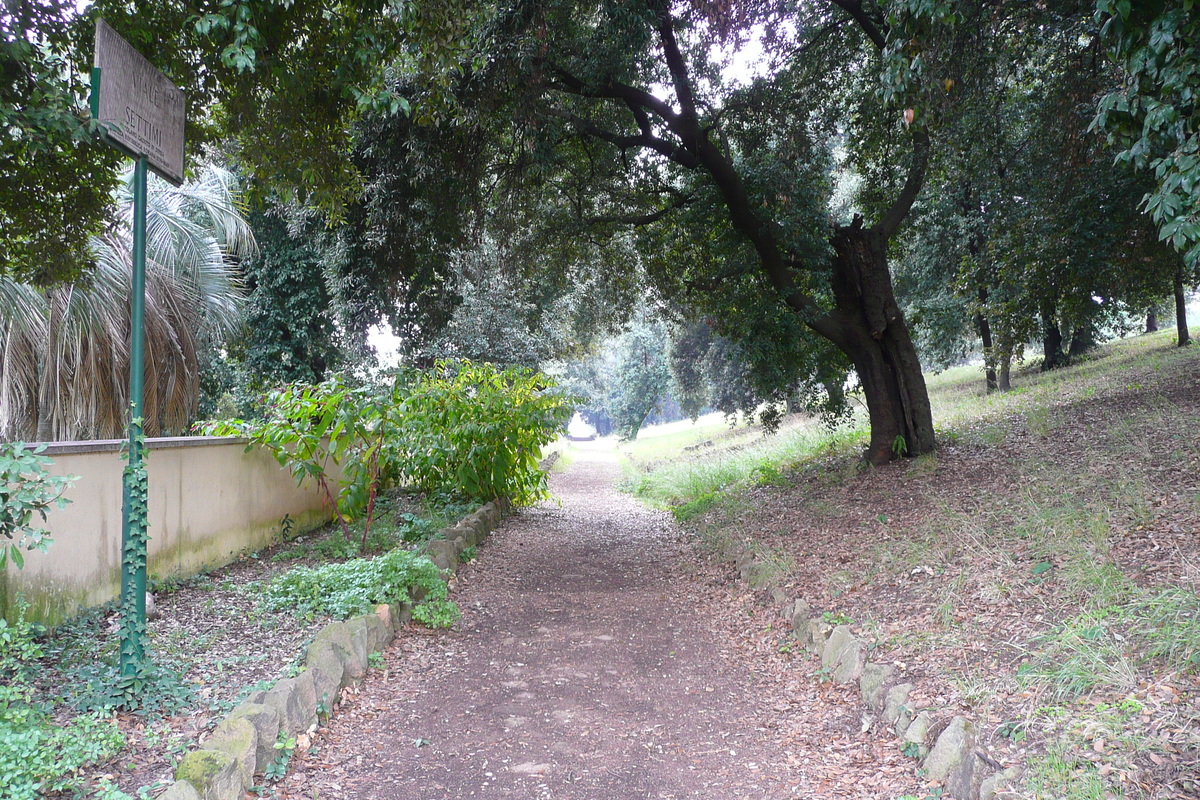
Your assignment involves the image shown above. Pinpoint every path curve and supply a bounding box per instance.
[294,443,804,799]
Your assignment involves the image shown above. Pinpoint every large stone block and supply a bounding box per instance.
[226,702,281,776]
[923,715,976,793]
[263,678,309,735]
[859,662,896,713]
[305,639,345,700]
[292,668,319,729]
[351,611,389,653]
[314,619,368,686]
[422,539,458,573]
[822,625,856,669]
[175,749,241,800]
[201,717,257,789]
[159,781,201,800]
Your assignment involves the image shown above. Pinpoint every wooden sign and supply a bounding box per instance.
[93,19,185,185]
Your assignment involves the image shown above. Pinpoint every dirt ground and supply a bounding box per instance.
[278,443,924,800]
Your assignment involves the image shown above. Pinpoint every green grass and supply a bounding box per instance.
[625,415,865,513]
[620,329,1200,800]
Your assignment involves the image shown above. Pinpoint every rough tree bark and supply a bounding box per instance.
[1146,307,1158,333]
[976,286,998,392]
[824,220,936,463]
[1175,268,1191,346]
[1040,300,1067,370]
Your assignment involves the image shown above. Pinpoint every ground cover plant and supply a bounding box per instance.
[621,329,1200,800]
[2,488,471,798]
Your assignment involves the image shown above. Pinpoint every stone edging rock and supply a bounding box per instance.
[159,499,512,800]
[730,546,1022,800]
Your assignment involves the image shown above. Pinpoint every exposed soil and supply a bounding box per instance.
[279,443,926,799]
[668,342,1200,799]
[43,336,1199,800]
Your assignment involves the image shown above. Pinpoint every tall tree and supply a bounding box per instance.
[1,1,120,284]
[1095,0,1200,345]
[0,165,251,441]
[79,0,943,463]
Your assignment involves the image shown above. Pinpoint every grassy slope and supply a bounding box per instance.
[617,330,1200,800]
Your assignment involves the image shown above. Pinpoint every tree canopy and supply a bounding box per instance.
[8,0,1200,449]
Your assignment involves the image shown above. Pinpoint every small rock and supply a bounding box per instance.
[821,625,856,669]
[903,710,932,758]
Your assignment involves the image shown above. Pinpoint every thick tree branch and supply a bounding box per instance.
[875,128,930,239]
[584,193,696,226]
[546,62,680,124]
[829,0,888,50]
[652,4,699,121]
[549,110,700,169]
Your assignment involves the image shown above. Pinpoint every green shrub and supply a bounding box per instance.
[393,360,574,505]
[206,361,572,547]
[263,549,456,625]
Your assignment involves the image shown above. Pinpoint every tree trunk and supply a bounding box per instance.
[825,221,935,465]
[35,286,69,442]
[1146,308,1158,333]
[1175,269,1191,346]
[1067,319,1096,358]
[999,356,1011,391]
[975,286,997,392]
[1040,301,1066,370]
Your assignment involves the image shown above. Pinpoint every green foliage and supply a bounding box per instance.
[262,548,455,625]
[70,657,196,717]
[209,361,570,542]
[391,360,574,504]
[0,601,125,799]
[397,513,440,543]
[0,4,121,285]
[205,375,385,542]
[264,731,297,783]
[0,598,43,683]
[117,421,151,691]
[0,689,125,800]
[1096,0,1200,270]
[0,442,76,570]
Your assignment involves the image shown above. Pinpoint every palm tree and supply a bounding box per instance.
[0,164,254,441]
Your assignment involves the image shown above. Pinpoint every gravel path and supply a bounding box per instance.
[294,443,806,799]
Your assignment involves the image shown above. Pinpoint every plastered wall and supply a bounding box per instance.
[2,436,334,625]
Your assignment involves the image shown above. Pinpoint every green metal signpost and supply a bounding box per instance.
[91,19,185,680]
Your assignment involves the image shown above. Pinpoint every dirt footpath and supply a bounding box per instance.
[290,444,911,799]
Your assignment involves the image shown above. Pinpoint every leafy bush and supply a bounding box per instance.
[263,549,457,626]
[393,360,574,504]
[205,361,573,541]
[0,442,77,569]
[203,376,380,543]
[0,689,125,800]
[0,598,43,683]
